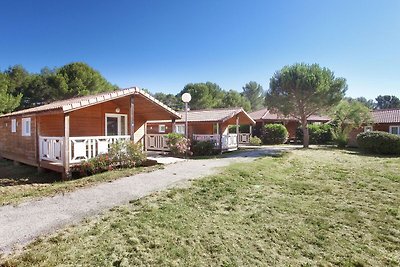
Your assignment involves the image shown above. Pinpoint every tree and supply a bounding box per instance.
[0,73,22,114]
[331,100,372,147]
[242,81,264,111]
[178,82,225,110]
[354,97,375,109]
[266,63,347,148]
[153,92,182,110]
[57,62,117,99]
[221,90,251,111]
[375,95,400,109]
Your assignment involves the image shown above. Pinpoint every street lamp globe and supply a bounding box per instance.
[181,93,191,103]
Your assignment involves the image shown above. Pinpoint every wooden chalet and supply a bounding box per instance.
[0,87,181,178]
[146,107,255,152]
[348,108,400,146]
[249,108,330,141]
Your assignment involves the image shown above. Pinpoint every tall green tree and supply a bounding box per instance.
[221,90,251,111]
[178,82,225,110]
[0,73,22,114]
[153,92,182,110]
[331,100,372,147]
[266,63,347,148]
[57,62,117,99]
[242,81,264,111]
[375,95,400,109]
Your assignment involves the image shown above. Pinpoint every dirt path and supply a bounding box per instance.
[0,147,291,255]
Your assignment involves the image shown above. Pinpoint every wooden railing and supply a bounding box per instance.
[146,134,169,151]
[39,136,64,164]
[192,134,238,150]
[238,133,251,144]
[69,135,130,164]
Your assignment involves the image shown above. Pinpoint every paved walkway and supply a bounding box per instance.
[0,147,291,255]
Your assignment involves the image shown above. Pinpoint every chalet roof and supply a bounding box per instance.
[372,109,400,124]
[249,108,330,122]
[149,107,255,124]
[0,87,181,119]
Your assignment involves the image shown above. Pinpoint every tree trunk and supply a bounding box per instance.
[301,116,309,148]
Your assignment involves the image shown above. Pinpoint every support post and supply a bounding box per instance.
[130,95,135,142]
[172,118,176,133]
[218,123,223,154]
[236,115,240,146]
[249,125,253,136]
[144,122,148,152]
[62,113,70,180]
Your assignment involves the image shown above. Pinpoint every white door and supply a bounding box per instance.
[105,114,127,136]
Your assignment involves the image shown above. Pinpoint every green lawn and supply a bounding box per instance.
[0,159,160,206]
[2,148,400,266]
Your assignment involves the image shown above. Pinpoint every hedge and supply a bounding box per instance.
[357,131,400,155]
[261,124,288,145]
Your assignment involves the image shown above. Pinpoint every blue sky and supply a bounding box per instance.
[1,0,399,99]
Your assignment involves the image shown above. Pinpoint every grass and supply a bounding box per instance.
[2,148,400,266]
[0,159,161,206]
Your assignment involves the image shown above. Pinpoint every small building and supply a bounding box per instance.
[146,107,255,152]
[348,108,400,146]
[0,88,181,178]
[249,108,330,141]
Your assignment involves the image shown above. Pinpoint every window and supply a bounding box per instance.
[11,119,16,133]
[213,123,219,134]
[105,114,127,136]
[175,124,185,134]
[159,125,166,133]
[389,126,400,135]
[364,126,373,132]
[22,118,31,136]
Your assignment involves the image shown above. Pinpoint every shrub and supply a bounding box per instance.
[249,136,262,146]
[296,124,334,144]
[228,125,250,134]
[191,140,216,156]
[166,133,191,156]
[72,140,146,177]
[357,131,400,155]
[261,124,288,145]
[333,132,348,148]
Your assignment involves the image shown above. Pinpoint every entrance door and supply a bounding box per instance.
[105,114,127,136]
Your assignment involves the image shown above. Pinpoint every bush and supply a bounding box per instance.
[333,132,348,148]
[73,140,146,177]
[357,131,400,155]
[191,140,216,156]
[296,124,334,144]
[261,124,288,145]
[166,133,191,156]
[249,136,262,146]
[109,140,146,168]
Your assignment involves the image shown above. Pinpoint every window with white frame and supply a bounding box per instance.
[159,124,166,133]
[175,124,185,134]
[389,126,400,135]
[11,119,16,133]
[105,114,127,136]
[364,126,373,132]
[21,118,31,136]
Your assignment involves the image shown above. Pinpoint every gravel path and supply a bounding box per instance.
[0,147,290,255]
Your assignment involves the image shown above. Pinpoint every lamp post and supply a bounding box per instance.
[181,93,191,139]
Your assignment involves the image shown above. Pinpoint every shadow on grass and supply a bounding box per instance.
[314,145,400,159]
[0,159,60,187]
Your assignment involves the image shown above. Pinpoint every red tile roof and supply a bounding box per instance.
[0,87,181,119]
[372,109,400,124]
[249,108,330,122]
